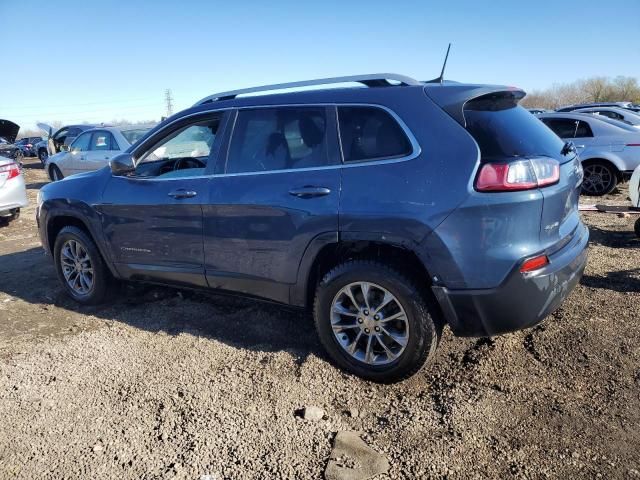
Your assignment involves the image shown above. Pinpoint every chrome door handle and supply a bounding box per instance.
[168,189,197,199]
[288,186,331,198]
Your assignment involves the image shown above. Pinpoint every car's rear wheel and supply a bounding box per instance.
[53,226,113,304]
[581,160,618,196]
[314,260,441,383]
[50,164,63,181]
[38,148,48,163]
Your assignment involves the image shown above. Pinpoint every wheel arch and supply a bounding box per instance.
[581,155,624,179]
[291,234,435,310]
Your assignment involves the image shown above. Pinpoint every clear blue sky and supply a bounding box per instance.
[1,0,639,131]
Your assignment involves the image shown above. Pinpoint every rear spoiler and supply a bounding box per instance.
[424,84,526,127]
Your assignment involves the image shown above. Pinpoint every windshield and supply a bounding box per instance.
[120,128,151,146]
[464,94,567,162]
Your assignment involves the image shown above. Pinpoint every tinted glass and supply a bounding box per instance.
[540,118,579,138]
[464,95,566,161]
[227,107,331,173]
[575,121,593,138]
[71,132,91,152]
[90,131,115,151]
[120,128,151,146]
[338,107,411,162]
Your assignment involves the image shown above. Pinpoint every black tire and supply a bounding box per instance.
[38,148,48,163]
[635,217,640,238]
[581,160,618,196]
[53,226,114,305]
[314,260,441,383]
[49,164,63,181]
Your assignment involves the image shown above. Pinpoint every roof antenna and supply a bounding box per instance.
[426,43,452,84]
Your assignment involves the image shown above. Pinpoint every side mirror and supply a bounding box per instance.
[110,153,135,176]
[60,144,70,152]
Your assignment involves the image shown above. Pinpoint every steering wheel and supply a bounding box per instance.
[174,157,206,171]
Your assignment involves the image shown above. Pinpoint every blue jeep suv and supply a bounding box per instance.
[36,74,588,382]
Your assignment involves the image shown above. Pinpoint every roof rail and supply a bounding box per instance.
[193,73,421,106]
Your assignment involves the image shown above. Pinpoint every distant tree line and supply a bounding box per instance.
[521,76,640,109]
[17,119,157,139]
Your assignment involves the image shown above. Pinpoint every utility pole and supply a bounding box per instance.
[164,89,174,117]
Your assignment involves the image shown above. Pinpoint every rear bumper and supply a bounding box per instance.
[432,223,589,337]
[0,176,28,215]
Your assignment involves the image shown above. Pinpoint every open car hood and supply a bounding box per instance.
[0,119,20,143]
[37,122,53,137]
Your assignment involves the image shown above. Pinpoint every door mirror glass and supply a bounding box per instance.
[110,153,135,176]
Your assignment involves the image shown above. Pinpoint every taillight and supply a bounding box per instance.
[475,158,560,192]
[626,143,640,147]
[0,162,20,180]
[520,254,549,273]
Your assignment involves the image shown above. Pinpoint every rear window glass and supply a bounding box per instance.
[464,94,565,161]
[338,107,412,162]
[121,128,151,146]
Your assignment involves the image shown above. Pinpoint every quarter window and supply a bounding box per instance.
[338,106,412,162]
[227,107,332,174]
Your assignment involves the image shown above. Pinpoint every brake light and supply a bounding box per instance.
[626,143,640,147]
[475,158,560,192]
[520,254,549,273]
[0,162,20,180]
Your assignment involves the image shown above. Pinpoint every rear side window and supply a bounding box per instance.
[574,121,593,138]
[227,107,332,174]
[338,107,412,162]
[541,118,593,138]
[90,131,117,151]
[464,94,565,161]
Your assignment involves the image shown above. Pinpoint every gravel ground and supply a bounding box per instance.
[0,158,638,479]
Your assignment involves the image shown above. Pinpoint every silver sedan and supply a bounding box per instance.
[45,125,153,181]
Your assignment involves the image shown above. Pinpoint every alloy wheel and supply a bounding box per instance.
[582,164,613,195]
[60,239,94,295]
[330,281,409,365]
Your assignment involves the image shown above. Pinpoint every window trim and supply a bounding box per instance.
[125,104,421,181]
[219,103,420,177]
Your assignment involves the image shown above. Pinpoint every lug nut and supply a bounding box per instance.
[374,315,380,321]
[364,328,370,334]
[363,310,369,315]
[375,326,381,332]
[357,318,363,324]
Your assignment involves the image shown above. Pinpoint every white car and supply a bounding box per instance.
[573,107,640,129]
[537,112,640,195]
[0,157,28,224]
[630,166,640,237]
[46,125,153,181]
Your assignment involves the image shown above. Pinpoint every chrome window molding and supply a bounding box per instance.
[123,103,422,182]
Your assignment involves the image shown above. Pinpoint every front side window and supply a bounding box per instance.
[338,106,412,162]
[226,107,331,174]
[71,132,91,152]
[134,116,220,177]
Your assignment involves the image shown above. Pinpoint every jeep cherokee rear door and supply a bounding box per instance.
[202,106,341,303]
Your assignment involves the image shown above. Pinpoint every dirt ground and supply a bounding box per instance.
[0,157,638,479]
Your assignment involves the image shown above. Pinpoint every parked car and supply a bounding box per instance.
[528,108,550,114]
[556,101,636,112]
[45,125,154,181]
[0,157,28,224]
[15,136,45,157]
[35,123,97,163]
[630,165,640,237]
[537,112,640,195]
[573,107,640,129]
[0,119,24,165]
[36,73,588,382]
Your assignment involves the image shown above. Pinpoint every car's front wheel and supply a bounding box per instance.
[49,164,63,181]
[581,160,618,196]
[53,226,113,304]
[314,261,441,383]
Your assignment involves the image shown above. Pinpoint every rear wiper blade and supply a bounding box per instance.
[561,141,576,156]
